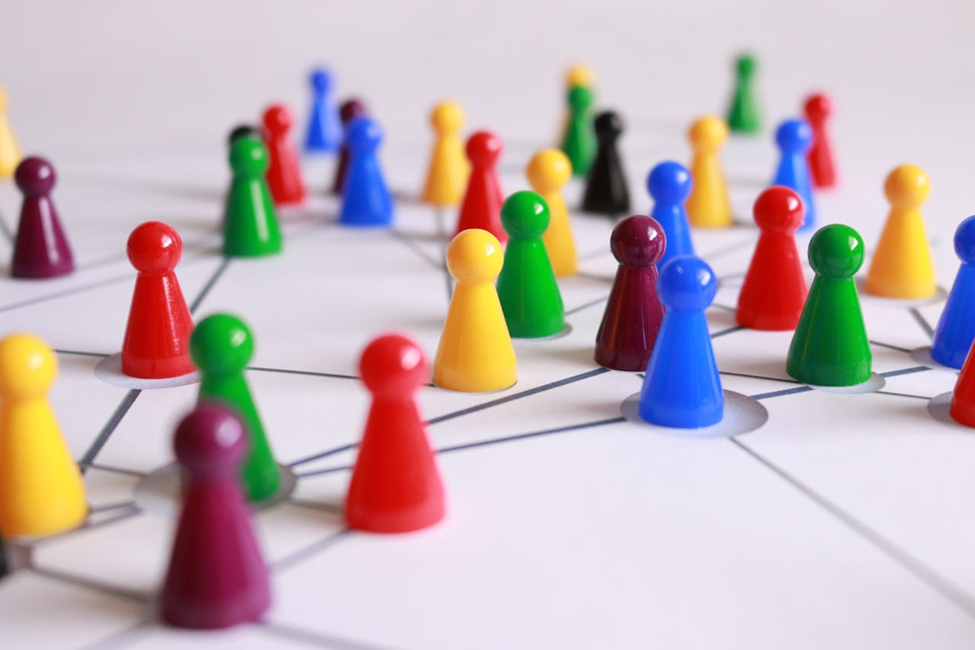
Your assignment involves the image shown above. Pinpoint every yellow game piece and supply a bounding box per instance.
[565,64,595,89]
[0,334,87,538]
[686,116,733,228]
[527,149,577,277]
[421,101,469,207]
[434,229,516,392]
[864,164,936,299]
[0,88,23,179]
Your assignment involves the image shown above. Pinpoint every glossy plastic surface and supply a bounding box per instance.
[932,216,975,368]
[421,101,468,207]
[228,124,260,147]
[581,111,630,215]
[11,157,74,279]
[339,117,393,227]
[330,98,367,195]
[223,137,283,257]
[455,131,505,242]
[726,53,761,134]
[527,149,576,276]
[561,85,596,178]
[803,93,838,188]
[0,87,21,179]
[771,119,816,231]
[262,103,307,206]
[303,67,341,153]
[686,116,732,228]
[647,161,694,265]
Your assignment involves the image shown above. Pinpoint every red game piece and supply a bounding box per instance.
[121,222,195,379]
[11,157,74,279]
[161,405,271,629]
[736,187,808,331]
[262,103,307,206]
[330,98,367,195]
[346,333,445,533]
[594,215,666,371]
[803,93,838,189]
[454,131,505,242]
[951,342,975,426]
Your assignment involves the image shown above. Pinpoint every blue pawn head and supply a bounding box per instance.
[657,256,717,313]
[347,117,382,155]
[647,161,692,204]
[775,118,813,155]
[310,67,333,93]
[955,216,975,265]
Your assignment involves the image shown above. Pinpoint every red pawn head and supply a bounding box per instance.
[465,131,502,168]
[174,404,247,476]
[610,215,667,269]
[262,103,295,137]
[359,333,428,399]
[127,221,183,274]
[15,156,56,197]
[753,187,804,235]
[803,93,833,124]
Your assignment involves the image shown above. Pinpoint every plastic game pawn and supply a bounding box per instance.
[787,224,872,386]
[559,64,594,146]
[455,131,505,242]
[346,334,446,533]
[330,98,367,195]
[434,229,516,392]
[647,161,694,267]
[262,104,307,206]
[581,111,631,216]
[0,88,22,178]
[726,53,762,134]
[339,118,393,227]
[864,165,936,299]
[121,222,195,379]
[11,157,74,279]
[0,334,87,537]
[736,187,809,331]
[527,149,577,277]
[771,119,816,232]
[303,67,341,154]
[161,405,271,629]
[190,314,280,503]
[686,117,733,228]
[594,216,666,371]
[804,93,838,189]
[421,102,469,207]
[223,137,283,257]
[497,191,565,338]
[931,216,975,369]
[950,337,975,426]
[562,85,597,178]
[639,256,724,428]
[228,124,260,147]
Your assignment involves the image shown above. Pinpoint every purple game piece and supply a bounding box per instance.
[161,404,271,630]
[11,156,74,279]
[330,98,367,195]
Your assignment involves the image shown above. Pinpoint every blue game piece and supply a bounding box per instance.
[304,67,342,153]
[339,117,393,227]
[638,255,724,428]
[647,161,694,266]
[771,119,816,231]
[931,216,975,368]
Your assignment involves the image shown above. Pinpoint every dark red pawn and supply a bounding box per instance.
[161,405,271,629]
[455,131,505,242]
[11,157,74,279]
[346,333,445,533]
[330,99,367,195]
[736,187,808,330]
[121,222,195,378]
[804,93,838,189]
[262,103,307,206]
[594,216,666,371]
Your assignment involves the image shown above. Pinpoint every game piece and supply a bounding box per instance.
[581,111,630,215]
[497,191,565,338]
[228,124,260,147]
[161,405,271,629]
[595,215,666,371]
[346,333,446,533]
[787,224,871,386]
[950,338,975,426]
[11,156,74,279]
[224,137,283,257]
[190,314,280,503]
[638,256,723,428]
[434,229,516,392]
[771,119,816,231]
[0,87,22,178]
[421,101,468,207]
[262,104,307,206]
[932,216,975,369]
[562,85,596,178]
[121,222,195,379]
[0,334,86,537]
[527,149,577,277]
[455,131,505,242]
[804,93,838,188]
[339,117,393,227]
[686,116,733,228]
[736,187,808,330]
[647,161,694,266]
[330,98,367,195]
[559,64,595,144]
[0,529,7,577]
[864,164,935,299]
[303,67,341,154]
[726,53,761,134]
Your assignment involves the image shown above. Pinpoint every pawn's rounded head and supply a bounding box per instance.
[954,216,975,265]
[808,223,864,279]
[657,256,717,313]
[567,85,594,111]
[174,404,247,474]
[127,221,183,273]
[430,101,464,133]
[753,186,804,234]
[310,67,333,92]
[15,156,56,196]
[190,313,254,376]
[346,117,382,154]
[688,116,727,151]
[228,124,260,148]
[466,131,502,167]
[736,53,757,77]
[501,190,550,240]
[594,111,624,142]
[0,333,57,400]
[445,229,503,284]
[884,164,929,210]
[803,93,833,122]
[229,137,269,176]
[262,103,295,135]
[610,215,666,268]
[566,63,595,88]
[340,98,367,125]
[526,149,572,193]
[775,119,813,154]
[359,333,428,398]
[647,161,692,204]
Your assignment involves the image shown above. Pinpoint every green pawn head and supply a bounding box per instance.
[229,137,269,177]
[190,313,254,378]
[736,53,757,78]
[808,224,864,280]
[501,191,550,240]
[567,85,594,112]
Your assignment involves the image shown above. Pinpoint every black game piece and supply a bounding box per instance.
[581,111,630,215]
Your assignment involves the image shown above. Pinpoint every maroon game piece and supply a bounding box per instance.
[803,93,838,189]
[11,157,74,279]
[594,216,666,371]
[121,222,195,379]
[262,103,307,206]
[161,404,271,629]
[330,98,367,195]
[455,131,505,242]
[346,333,446,533]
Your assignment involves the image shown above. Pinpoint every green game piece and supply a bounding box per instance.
[223,137,283,258]
[786,224,872,386]
[561,86,596,178]
[190,313,281,502]
[497,191,565,338]
[726,53,762,134]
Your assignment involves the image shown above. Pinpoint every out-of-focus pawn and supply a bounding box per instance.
[595,216,666,371]
[0,87,21,178]
[421,102,468,207]
[803,93,838,189]
[864,165,935,299]
[455,131,505,242]
[262,104,307,206]
[647,161,694,267]
[527,149,576,276]
[228,124,260,147]
[330,99,367,195]
[686,117,732,228]
[303,67,341,154]
[770,119,816,231]
[559,63,594,146]
[346,334,446,533]
[562,86,596,178]
[932,217,975,369]
[582,111,630,215]
[339,118,393,227]
[11,157,74,279]
[223,137,282,257]
[161,405,271,629]
[726,53,762,134]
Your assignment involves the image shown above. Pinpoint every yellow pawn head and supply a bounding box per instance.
[0,334,56,401]
[689,116,728,152]
[431,101,465,135]
[527,149,572,194]
[565,64,595,89]
[884,164,930,210]
[0,87,7,111]
[446,229,503,284]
